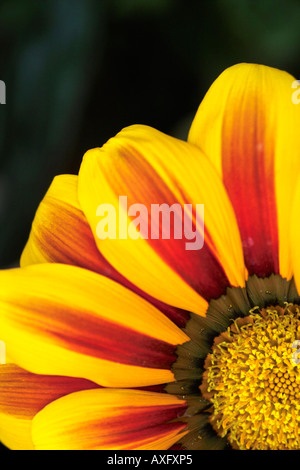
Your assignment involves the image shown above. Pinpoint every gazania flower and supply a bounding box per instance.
[1,63,300,451]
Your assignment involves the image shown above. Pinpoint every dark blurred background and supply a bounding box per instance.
[1,0,300,452]
[1,0,300,270]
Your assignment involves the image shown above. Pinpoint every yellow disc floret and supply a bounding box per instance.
[200,304,300,450]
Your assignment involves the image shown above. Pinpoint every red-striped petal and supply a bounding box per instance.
[189,63,300,279]
[78,125,246,315]
[32,389,187,450]
[0,264,188,387]
[0,364,99,449]
[21,174,188,326]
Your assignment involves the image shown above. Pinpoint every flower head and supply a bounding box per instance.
[1,63,300,450]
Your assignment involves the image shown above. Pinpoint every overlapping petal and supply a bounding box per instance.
[78,125,245,316]
[20,173,189,327]
[0,264,189,388]
[189,63,300,280]
[0,364,99,450]
[32,389,187,450]
[21,174,121,276]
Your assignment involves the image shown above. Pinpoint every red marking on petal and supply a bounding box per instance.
[89,404,186,448]
[222,93,279,277]
[109,153,230,300]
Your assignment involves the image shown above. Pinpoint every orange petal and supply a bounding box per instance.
[189,63,300,280]
[32,389,187,450]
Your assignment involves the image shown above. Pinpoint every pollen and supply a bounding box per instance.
[200,304,300,450]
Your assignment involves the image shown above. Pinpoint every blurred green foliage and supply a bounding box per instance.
[1,0,300,452]
[1,0,300,269]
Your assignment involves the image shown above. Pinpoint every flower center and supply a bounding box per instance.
[200,304,300,450]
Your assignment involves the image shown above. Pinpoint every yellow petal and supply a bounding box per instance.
[0,364,99,450]
[189,63,300,280]
[32,389,187,450]
[0,413,32,450]
[290,176,300,292]
[0,264,188,387]
[20,174,119,275]
[78,125,245,315]
[20,174,190,328]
